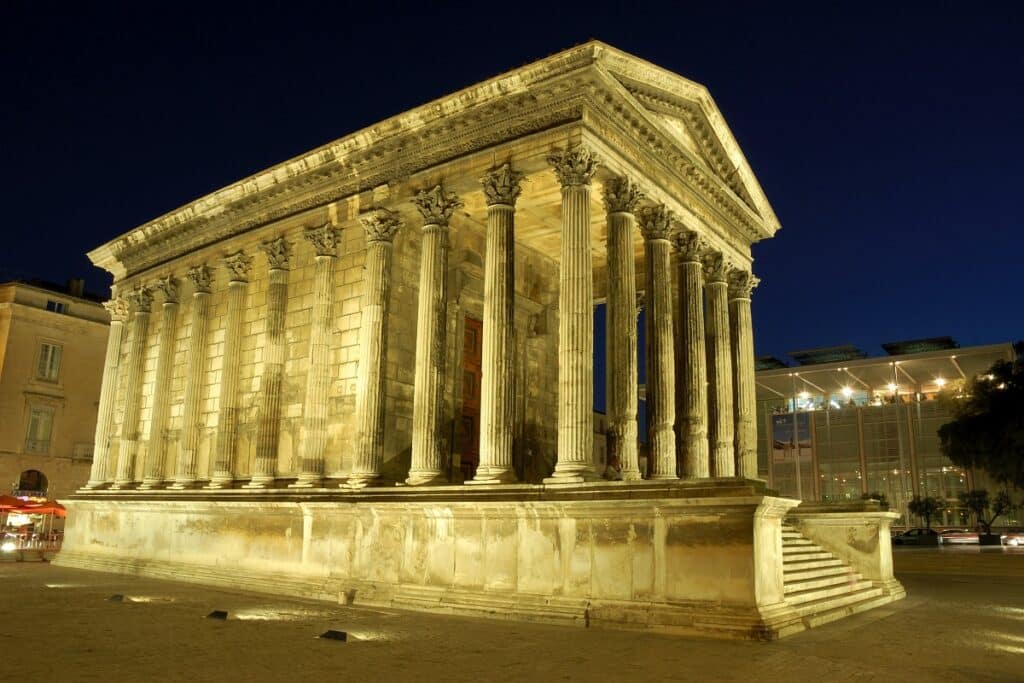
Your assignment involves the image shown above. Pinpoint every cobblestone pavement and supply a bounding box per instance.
[2,547,1022,682]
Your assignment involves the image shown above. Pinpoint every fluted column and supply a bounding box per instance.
[112,287,153,489]
[348,208,403,488]
[247,238,292,488]
[704,252,735,477]
[85,297,129,488]
[170,266,212,489]
[408,184,462,485]
[291,225,340,488]
[638,205,677,480]
[602,177,643,481]
[140,277,180,489]
[207,252,251,489]
[546,145,600,483]
[730,269,760,480]
[675,230,710,479]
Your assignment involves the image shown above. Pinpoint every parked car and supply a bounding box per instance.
[938,529,979,545]
[1001,529,1024,547]
[893,528,939,545]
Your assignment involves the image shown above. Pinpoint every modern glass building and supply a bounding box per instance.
[755,338,1017,526]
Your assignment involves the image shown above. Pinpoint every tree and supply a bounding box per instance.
[958,489,1015,535]
[908,495,941,529]
[938,354,1024,489]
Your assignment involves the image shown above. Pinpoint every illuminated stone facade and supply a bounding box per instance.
[59,42,903,638]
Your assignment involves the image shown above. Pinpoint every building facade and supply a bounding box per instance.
[59,42,903,639]
[755,340,1017,525]
[0,280,108,499]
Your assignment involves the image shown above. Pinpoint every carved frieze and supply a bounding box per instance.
[305,224,341,257]
[601,176,643,214]
[187,265,213,293]
[152,276,179,303]
[222,251,253,283]
[412,184,463,226]
[103,297,130,322]
[480,163,524,207]
[359,208,403,244]
[637,205,674,241]
[261,237,292,270]
[547,144,599,187]
[728,270,760,299]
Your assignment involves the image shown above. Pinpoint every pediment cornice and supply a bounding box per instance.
[89,42,778,280]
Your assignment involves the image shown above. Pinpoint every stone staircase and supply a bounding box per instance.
[781,524,890,629]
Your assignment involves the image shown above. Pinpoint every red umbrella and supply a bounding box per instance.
[17,500,66,517]
[0,495,24,511]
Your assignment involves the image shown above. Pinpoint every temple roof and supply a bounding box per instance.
[88,41,781,281]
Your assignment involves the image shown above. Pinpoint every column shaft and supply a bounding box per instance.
[293,227,338,487]
[547,145,599,482]
[409,185,461,485]
[208,253,251,488]
[141,283,179,489]
[249,248,290,487]
[348,209,402,487]
[112,290,152,488]
[171,270,211,489]
[677,232,709,478]
[473,203,517,483]
[730,271,760,479]
[705,254,735,477]
[639,206,677,479]
[602,177,642,481]
[85,299,128,488]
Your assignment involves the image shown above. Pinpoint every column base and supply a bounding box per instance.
[137,478,165,490]
[242,476,276,489]
[619,470,643,481]
[405,471,448,486]
[466,467,517,485]
[167,479,202,490]
[82,480,111,490]
[545,462,600,484]
[108,481,137,491]
[204,477,234,490]
[288,476,323,489]
[344,475,383,489]
[647,473,680,481]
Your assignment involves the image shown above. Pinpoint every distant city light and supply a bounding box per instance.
[887,383,897,392]
[935,377,946,387]
[841,386,853,397]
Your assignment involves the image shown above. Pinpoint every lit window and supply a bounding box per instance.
[46,300,68,314]
[25,408,54,453]
[37,343,62,382]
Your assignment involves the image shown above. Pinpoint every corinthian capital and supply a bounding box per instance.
[223,251,253,283]
[359,208,403,244]
[728,270,760,299]
[305,224,341,257]
[637,205,675,241]
[261,237,292,271]
[127,286,153,313]
[480,163,524,206]
[152,275,179,303]
[103,297,130,322]
[547,144,599,187]
[674,229,706,262]
[702,251,732,284]
[412,183,463,226]
[187,265,213,293]
[601,176,643,214]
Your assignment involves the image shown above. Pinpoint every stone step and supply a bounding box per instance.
[781,549,834,561]
[785,579,875,606]
[783,564,853,583]
[782,539,816,548]
[783,557,845,571]
[784,571,863,595]
[796,587,889,626]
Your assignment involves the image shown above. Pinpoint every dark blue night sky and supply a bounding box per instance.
[3,2,1020,385]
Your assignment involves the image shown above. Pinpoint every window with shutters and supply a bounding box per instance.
[25,407,54,453]
[37,343,62,382]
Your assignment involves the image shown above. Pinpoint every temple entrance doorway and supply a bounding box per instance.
[460,317,482,480]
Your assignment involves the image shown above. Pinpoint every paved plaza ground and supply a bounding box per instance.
[2,546,1022,682]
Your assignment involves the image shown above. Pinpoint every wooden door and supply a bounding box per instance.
[460,317,483,480]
